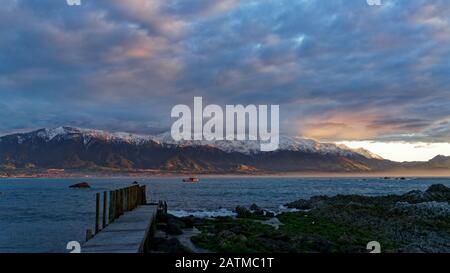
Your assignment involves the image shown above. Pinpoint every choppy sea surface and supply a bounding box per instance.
[1,176,449,253]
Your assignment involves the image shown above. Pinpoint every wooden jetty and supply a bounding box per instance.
[82,184,167,253]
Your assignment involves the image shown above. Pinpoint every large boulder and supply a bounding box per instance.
[424,184,450,201]
[426,184,450,194]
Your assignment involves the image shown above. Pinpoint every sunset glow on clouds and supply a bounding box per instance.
[0,0,449,161]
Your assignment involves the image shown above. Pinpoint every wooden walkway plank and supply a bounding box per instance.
[82,204,157,253]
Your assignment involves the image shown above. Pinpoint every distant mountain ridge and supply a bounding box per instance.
[0,127,448,173]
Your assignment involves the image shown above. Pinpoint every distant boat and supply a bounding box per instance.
[183,177,199,183]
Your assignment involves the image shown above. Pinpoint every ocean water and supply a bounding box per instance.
[0,176,449,253]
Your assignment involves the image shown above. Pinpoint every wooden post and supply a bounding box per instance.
[128,187,131,211]
[113,190,117,219]
[157,200,162,214]
[136,186,140,206]
[102,191,107,228]
[142,185,147,205]
[137,185,140,206]
[136,186,139,207]
[109,190,114,224]
[132,186,135,209]
[129,186,133,210]
[133,186,139,208]
[119,189,124,215]
[125,187,128,211]
[113,190,117,220]
[86,229,93,242]
[125,187,130,211]
[117,189,121,216]
[117,189,120,216]
[95,193,100,234]
[124,188,127,212]
[122,188,125,214]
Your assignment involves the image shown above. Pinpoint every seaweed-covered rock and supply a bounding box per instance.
[286,199,311,210]
[180,216,195,228]
[424,184,450,201]
[394,201,450,217]
[249,203,260,211]
[235,206,252,218]
[265,211,275,217]
[280,184,450,252]
[165,215,186,235]
[166,221,183,235]
[426,184,450,194]
[402,190,424,200]
[249,203,265,216]
[235,205,275,219]
[218,230,236,239]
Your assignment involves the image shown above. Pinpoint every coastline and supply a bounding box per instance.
[2,169,450,179]
[152,183,450,253]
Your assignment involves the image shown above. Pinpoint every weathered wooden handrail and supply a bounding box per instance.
[86,184,147,241]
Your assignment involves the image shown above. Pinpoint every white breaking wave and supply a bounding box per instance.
[169,206,303,218]
[168,209,237,218]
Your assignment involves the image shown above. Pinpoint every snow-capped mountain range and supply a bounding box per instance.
[2,126,448,173]
[9,126,382,160]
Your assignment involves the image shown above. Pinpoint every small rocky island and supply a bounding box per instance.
[69,182,91,189]
[150,184,450,253]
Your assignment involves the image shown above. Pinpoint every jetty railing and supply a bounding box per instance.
[86,184,147,241]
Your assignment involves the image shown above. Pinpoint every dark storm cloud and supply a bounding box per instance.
[0,0,449,142]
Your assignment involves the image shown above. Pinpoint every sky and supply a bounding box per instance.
[0,0,450,161]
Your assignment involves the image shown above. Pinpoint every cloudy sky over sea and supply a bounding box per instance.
[1,0,449,161]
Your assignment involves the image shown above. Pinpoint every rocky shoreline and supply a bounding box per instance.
[149,184,450,253]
